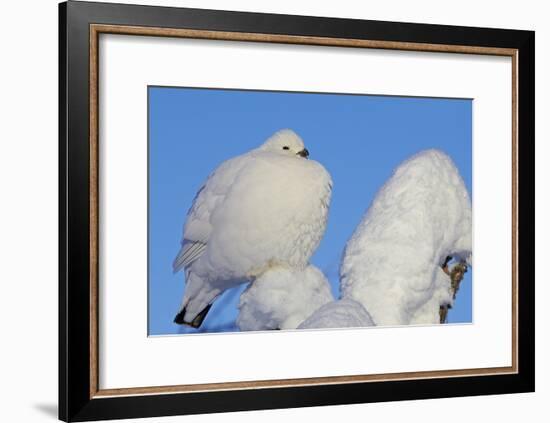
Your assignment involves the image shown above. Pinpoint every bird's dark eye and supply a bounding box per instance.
[282,146,290,150]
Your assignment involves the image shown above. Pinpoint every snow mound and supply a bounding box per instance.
[298,298,375,329]
[340,149,472,326]
[237,265,334,331]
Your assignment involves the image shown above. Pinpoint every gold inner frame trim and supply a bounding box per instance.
[89,23,519,399]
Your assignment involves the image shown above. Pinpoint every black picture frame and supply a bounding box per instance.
[59,1,535,421]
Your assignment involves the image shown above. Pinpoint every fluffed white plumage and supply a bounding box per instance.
[237,265,334,331]
[340,149,472,326]
[173,129,332,327]
[298,298,374,329]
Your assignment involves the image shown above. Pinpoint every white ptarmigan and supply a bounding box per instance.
[340,149,472,326]
[173,129,332,328]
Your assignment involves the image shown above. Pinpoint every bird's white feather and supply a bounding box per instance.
[172,241,207,273]
[174,129,332,325]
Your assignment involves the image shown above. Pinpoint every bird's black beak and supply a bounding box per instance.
[297,148,309,158]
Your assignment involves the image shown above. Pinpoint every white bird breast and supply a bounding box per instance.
[195,152,332,281]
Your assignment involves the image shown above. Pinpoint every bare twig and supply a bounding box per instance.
[440,260,468,324]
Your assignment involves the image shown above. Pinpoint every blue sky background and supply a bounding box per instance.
[148,86,472,335]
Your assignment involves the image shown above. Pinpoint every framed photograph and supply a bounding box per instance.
[59,1,534,421]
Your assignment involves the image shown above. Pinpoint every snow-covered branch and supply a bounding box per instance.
[237,265,333,331]
[340,150,472,326]
[298,299,374,329]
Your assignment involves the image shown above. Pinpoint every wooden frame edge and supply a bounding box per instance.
[511,50,519,373]
[89,23,99,398]
[91,23,518,56]
[92,366,517,398]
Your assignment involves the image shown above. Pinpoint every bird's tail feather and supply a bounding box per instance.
[174,272,220,328]
[174,304,213,328]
